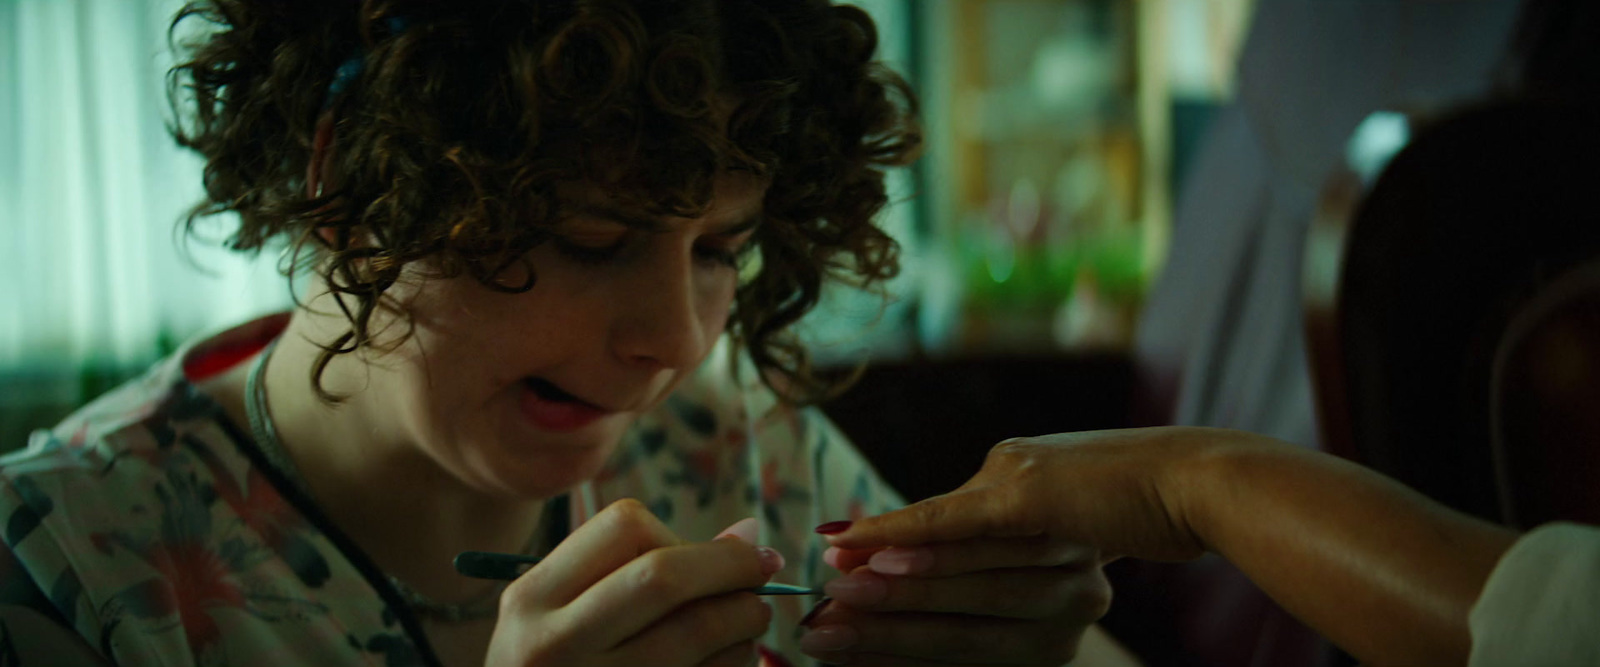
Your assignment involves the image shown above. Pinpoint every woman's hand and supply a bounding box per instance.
[798,536,1112,666]
[821,428,1248,563]
[793,427,1250,666]
[819,427,1522,667]
[484,499,784,667]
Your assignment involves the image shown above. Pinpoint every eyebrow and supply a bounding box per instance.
[567,203,763,237]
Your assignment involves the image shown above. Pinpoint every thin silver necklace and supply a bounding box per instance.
[244,340,508,623]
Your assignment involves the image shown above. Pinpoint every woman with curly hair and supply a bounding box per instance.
[0,1,1123,666]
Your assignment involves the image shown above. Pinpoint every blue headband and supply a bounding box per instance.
[321,16,410,111]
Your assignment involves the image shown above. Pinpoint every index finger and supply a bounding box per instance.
[512,498,681,607]
[860,536,1096,578]
[566,537,774,648]
[821,485,1034,550]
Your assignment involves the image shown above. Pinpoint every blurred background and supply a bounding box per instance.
[5,1,1582,665]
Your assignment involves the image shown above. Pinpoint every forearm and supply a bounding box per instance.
[1181,434,1518,667]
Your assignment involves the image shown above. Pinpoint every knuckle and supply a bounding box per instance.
[984,443,1040,499]
[1043,540,1094,566]
[1024,574,1085,618]
[498,571,551,617]
[628,552,691,600]
[1078,570,1115,621]
[603,498,656,530]
[1033,568,1113,623]
[908,496,947,525]
[498,578,535,614]
[986,438,1031,465]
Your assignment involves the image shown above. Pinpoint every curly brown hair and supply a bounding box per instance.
[168,0,921,403]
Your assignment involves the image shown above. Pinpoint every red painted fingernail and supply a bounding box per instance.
[814,520,853,535]
[798,598,833,627]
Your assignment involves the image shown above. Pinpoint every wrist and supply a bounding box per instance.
[1156,427,1288,557]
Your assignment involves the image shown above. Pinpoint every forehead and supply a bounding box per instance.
[555,169,768,229]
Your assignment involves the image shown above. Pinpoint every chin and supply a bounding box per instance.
[477,430,626,496]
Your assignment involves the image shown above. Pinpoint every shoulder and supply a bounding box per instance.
[2,316,278,525]
[0,356,245,659]
[0,352,251,603]
[2,354,231,502]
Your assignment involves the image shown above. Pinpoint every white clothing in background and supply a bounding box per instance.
[1135,0,1522,447]
[1469,522,1600,666]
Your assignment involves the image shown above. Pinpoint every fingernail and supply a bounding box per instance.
[814,520,853,535]
[798,598,833,626]
[716,517,760,544]
[755,546,786,575]
[822,545,843,569]
[824,572,887,605]
[799,625,859,653]
[868,547,933,575]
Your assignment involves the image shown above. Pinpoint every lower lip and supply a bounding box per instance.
[518,387,610,432]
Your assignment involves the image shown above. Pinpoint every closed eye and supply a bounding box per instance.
[697,220,762,270]
[695,241,757,269]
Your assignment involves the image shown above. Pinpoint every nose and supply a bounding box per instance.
[609,248,719,372]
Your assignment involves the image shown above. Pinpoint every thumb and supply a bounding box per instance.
[820,487,1006,549]
[714,517,761,544]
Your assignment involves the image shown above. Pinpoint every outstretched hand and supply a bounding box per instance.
[820,426,1522,667]
[792,428,1250,666]
[821,428,1231,563]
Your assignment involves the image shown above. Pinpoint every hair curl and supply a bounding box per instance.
[169,0,921,403]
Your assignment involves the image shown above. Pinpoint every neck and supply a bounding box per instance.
[257,302,549,603]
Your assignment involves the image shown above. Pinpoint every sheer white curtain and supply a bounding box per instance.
[1,0,291,437]
[1,0,292,367]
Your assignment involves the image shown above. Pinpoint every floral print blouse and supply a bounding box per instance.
[0,316,902,666]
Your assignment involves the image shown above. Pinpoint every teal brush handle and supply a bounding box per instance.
[454,550,821,596]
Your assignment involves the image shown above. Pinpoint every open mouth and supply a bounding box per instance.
[524,377,581,403]
[519,377,609,432]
